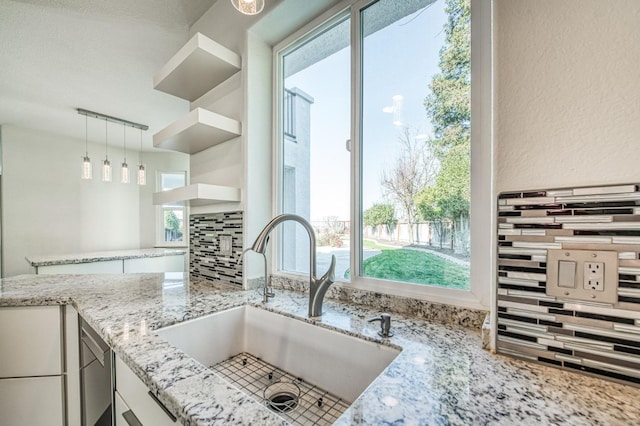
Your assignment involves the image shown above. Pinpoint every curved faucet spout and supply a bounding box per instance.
[250,214,318,279]
[249,214,337,317]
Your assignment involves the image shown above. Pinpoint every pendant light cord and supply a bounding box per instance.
[105,118,108,160]
[85,115,89,157]
[123,124,127,163]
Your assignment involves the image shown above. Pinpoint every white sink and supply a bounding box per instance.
[157,305,400,403]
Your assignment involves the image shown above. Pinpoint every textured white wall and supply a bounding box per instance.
[1,125,187,277]
[495,0,640,193]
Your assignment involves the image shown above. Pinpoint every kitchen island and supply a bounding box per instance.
[25,248,186,274]
[1,273,639,425]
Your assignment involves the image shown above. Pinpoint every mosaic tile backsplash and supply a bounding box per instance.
[497,184,640,387]
[190,212,243,287]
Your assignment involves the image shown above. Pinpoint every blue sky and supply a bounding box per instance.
[285,1,447,222]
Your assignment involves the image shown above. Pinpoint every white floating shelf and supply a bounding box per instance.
[153,108,241,154]
[154,32,241,102]
[153,184,241,206]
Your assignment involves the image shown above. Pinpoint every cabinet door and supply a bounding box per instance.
[123,255,185,273]
[0,305,62,377]
[115,390,146,426]
[115,356,177,425]
[37,260,123,274]
[0,376,64,426]
[66,306,82,426]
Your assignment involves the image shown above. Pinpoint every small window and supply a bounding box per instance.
[157,172,187,247]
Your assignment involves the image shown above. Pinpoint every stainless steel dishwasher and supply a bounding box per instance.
[79,317,113,426]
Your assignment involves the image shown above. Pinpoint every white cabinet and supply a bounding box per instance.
[0,306,62,377]
[123,254,186,273]
[0,306,67,426]
[115,390,137,426]
[36,259,123,275]
[0,376,64,426]
[115,355,178,425]
[35,254,186,275]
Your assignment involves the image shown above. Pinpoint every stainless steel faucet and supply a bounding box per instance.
[241,247,274,303]
[249,214,336,317]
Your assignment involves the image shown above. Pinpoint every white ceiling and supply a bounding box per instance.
[0,0,218,150]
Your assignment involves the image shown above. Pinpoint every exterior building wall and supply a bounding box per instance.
[282,88,314,273]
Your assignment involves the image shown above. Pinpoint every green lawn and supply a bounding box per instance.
[362,239,397,251]
[348,244,470,289]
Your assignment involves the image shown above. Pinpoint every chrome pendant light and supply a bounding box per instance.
[137,128,146,186]
[121,124,130,184]
[102,118,112,182]
[77,109,148,183]
[230,0,264,15]
[81,114,92,179]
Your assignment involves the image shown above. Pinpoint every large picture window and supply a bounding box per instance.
[275,0,488,307]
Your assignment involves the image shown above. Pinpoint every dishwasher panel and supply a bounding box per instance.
[79,317,112,426]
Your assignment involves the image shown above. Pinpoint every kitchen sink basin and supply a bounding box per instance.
[157,305,400,404]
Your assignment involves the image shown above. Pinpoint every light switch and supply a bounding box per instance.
[558,260,576,288]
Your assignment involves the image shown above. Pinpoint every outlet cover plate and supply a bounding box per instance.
[546,249,618,304]
[219,235,232,256]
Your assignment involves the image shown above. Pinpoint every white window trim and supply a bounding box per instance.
[155,170,189,248]
[272,0,494,311]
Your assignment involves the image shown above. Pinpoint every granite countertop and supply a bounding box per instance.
[1,273,639,425]
[25,247,187,266]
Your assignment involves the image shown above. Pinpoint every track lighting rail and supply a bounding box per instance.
[77,108,148,131]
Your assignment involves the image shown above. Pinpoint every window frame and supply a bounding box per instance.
[155,170,188,248]
[272,0,493,310]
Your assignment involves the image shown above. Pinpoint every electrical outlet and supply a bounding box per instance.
[546,249,618,304]
[584,262,605,291]
[219,235,232,256]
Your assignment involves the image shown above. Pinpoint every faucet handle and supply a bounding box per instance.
[368,313,393,338]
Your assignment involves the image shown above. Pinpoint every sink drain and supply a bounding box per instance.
[263,381,300,413]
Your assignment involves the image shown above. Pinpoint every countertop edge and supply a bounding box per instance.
[25,248,188,267]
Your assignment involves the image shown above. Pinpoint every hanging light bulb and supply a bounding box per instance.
[230,0,264,15]
[102,118,112,182]
[81,114,92,179]
[121,124,130,184]
[137,128,146,186]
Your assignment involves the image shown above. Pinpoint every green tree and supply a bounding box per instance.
[363,203,397,230]
[424,0,471,160]
[418,0,470,251]
[164,211,182,240]
[415,186,445,248]
[435,143,470,221]
[381,128,437,243]
[422,0,470,221]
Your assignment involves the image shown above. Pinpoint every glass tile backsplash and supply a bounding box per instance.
[497,184,640,387]
[190,211,243,287]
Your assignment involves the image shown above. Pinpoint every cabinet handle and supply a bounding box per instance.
[81,329,107,367]
[122,410,143,426]
[147,391,177,422]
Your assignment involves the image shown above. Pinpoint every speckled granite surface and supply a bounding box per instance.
[270,274,487,329]
[1,273,640,425]
[25,248,187,266]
